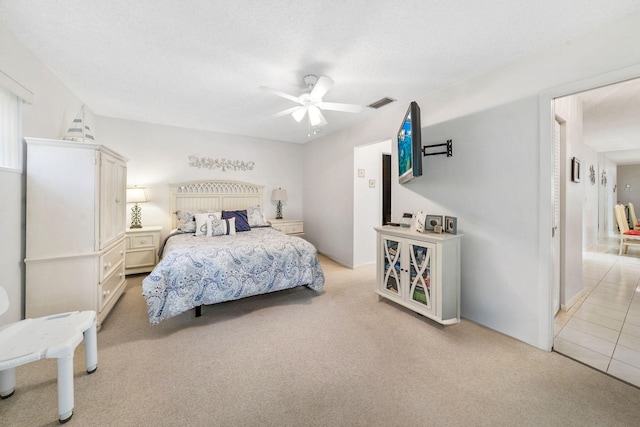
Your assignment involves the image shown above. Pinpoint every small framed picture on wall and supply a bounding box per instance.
[571,157,581,183]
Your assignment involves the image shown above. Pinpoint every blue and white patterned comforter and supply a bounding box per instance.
[142,227,325,324]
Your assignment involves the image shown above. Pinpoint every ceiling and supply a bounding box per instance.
[577,78,640,165]
[1,0,640,145]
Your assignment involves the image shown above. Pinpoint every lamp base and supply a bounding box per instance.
[130,204,143,229]
[276,201,283,220]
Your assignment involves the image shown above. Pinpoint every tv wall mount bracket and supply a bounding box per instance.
[422,139,453,157]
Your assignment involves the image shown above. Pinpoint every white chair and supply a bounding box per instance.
[628,202,640,230]
[0,287,98,423]
[614,204,640,255]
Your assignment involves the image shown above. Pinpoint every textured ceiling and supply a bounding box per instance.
[578,78,640,165]
[1,0,640,144]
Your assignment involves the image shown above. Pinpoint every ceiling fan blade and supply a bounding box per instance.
[310,76,334,100]
[260,86,301,104]
[273,106,303,117]
[308,105,328,127]
[318,102,362,113]
[291,106,308,122]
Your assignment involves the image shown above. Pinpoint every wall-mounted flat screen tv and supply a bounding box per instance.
[397,101,422,184]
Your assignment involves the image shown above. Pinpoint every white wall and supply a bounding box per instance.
[582,145,599,249]
[96,117,304,239]
[617,165,640,207]
[0,169,23,324]
[353,140,391,267]
[555,96,584,309]
[0,25,84,325]
[303,12,640,349]
[601,155,618,237]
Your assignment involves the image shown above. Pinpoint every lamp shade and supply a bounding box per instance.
[126,187,148,203]
[271,188,287,201]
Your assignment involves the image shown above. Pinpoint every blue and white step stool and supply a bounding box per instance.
[0,288,97,424]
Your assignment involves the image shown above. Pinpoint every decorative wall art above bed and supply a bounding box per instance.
[187,155,255,172]
[142,180,324,325]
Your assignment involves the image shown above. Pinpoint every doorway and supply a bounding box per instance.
[549,77,640,386]
[353,139,392,267]
[382,154,391,225]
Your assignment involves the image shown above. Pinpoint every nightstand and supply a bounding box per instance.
[268,219,304,237]
[124,226,162,275]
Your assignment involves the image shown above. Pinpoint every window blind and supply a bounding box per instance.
[0,86,22,172]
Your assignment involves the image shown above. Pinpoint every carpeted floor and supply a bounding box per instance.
[2,255,640,426]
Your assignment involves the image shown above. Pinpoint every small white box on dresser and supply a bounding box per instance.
[125,225,162,275]
[268,219,304,236]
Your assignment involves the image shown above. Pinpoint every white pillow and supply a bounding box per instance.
[195,212,216,237]
[246,205,269,227]
[176,209,206,233]
[212,216,236,236]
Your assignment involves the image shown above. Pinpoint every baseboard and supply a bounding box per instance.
[560,288,587,312]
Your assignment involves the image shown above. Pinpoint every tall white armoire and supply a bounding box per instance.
[25,137,128,327]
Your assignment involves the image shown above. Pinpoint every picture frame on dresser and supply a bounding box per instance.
[424,215,443,232]
[445,216,457,235]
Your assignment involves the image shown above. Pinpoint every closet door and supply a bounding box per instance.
[100,151,124,249]
[116,159,127,234]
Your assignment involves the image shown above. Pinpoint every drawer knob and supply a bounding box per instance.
[140,240,146,244]
[103,289,111,297]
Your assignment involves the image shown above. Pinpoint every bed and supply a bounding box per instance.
[142,180,325,325]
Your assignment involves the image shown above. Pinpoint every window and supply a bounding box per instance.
[0,86,22,172]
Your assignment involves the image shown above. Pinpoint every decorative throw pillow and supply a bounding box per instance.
[175,210,207,233]
[194,212,215,237]
[246,205,269,227]
[222,210,251,232]
[211,216,236,236]
[195,212,236,237]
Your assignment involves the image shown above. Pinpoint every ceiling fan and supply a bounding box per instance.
[260,75,362,127]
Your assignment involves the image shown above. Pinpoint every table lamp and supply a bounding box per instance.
[126,186,148,228]
[271,188,287,219]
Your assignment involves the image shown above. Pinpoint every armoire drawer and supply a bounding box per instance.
[100,240,126,282]
[99,263,125,312]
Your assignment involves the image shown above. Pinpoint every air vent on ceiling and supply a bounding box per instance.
[368,97,396,109]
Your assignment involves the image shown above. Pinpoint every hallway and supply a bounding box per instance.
[554,239,640,387]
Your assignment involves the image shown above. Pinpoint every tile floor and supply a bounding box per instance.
[554,238,640,387]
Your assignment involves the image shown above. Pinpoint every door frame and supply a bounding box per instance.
[538,64,640,351]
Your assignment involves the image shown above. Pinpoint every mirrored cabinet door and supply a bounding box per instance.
[408,242,433,312]
[382,237,402,296]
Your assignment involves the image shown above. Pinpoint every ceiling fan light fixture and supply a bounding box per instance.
[308,105,323,126]
[303,74,318,89]
[263,74,360,127]
[292,108,307,122]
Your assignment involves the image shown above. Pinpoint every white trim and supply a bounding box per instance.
[560,288,587,312]
[0,69,34,104]
[0,165,22,174]
[538,64,640,352]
